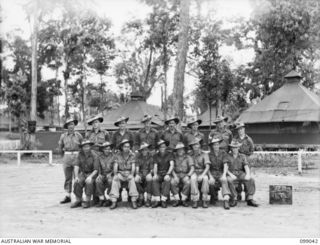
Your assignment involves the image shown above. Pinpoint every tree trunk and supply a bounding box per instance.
[30,0,39,150]
[172,0,190,119]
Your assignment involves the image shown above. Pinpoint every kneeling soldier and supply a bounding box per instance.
[109,139,139,209]
[135,142,154,207]
[71,140,99,208]
[95,141,114,207]
[225,140,259,207]
[189,138,211,208]
[152,140,174,208]
[171,142,195,207]
[208,137,233,210]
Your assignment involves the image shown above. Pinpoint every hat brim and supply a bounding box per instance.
[229,143,242,148]
[141,116,152,123]
[100,143,114,149]
[165,118,180,125]
[138,145,150,151]
[189,139,203,147]
[209,139,223,145]
[213,117,228,123]
[187,119,202,128]
[88,117,103,125]
[64,120,78,129]
[80,142,94,147]
[118,140,133,149]
[157,141,169,147]
[235,125,245,130]
[114,117,129,127]
[174,146,186,152]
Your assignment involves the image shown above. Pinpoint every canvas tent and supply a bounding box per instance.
[237,71,320,148]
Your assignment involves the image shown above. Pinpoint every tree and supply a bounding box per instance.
[172,0,190,119]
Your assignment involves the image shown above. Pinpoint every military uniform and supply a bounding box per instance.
[189,150,211,202]
[58,131,83,194]
[208,127,232,152]
[161,129,183,151]
[135,128,159,151]
[73,150,99,200]
[95,152,114,197]
[234,134,254,157]
[208,150,231,200]
[86,129,110,152]
[171,154,194,201]
[112,129,134,150]
[224,153,256,201]
[152,151,174,202]
[183,131,204,148]
[109,151,139,202]
[134,152,154,200]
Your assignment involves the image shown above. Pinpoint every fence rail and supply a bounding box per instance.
[0,150,52,166]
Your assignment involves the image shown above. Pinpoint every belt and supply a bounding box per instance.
[65,151,79,155]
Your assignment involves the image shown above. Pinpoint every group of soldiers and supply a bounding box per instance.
[58,113,259,210]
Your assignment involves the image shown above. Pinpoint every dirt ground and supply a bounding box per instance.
[0,157,319,238]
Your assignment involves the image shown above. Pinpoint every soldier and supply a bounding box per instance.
[134,142,154,207]
[208,116,232,152]
[112,116,134,150]
[208,138,234,210]
[58,118,83,204]
[86,114,110,154]
[234,122,255,201]
[225,140,259,207]
[135,115,159,155]
[183,118,204,148]
[95,141,115,207]
[71,140,99,208]
[189,138,211,208]
[170,142,195,207]
[152,139,174,208]
[109,139,139,209]
[161,116,183,152]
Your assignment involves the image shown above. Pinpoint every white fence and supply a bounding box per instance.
[0,150,53,166]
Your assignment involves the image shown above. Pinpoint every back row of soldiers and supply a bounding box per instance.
[58,114,257,209]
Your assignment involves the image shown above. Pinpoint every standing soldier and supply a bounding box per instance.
[71,140,99,208]
[161,116,183,152]
[208,138,234,210]
[58,118,83,204]
[208,116,232,152]
[184,118,204,147]
[134,142,154,207]
[152,140,174,208]
[225,140,259,207]
[189,138,211,208]
[86,114,110,154]
[109,139,139,209]
[95,141,115,207]
[170,142,195,207]
[112,116,134,150]
[135,115,159,155]
[234,122,255,201]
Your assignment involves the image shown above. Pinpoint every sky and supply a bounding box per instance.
[1,0,255,112]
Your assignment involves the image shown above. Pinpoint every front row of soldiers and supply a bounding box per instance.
[58,115,258,210]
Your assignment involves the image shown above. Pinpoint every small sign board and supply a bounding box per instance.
[269,185,292,205]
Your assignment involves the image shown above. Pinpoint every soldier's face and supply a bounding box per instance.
[92,120,99,129]
[177,148,185,156]
[191,122,198,131]
[144,120,151,127]
[103,146,111,155]
[168,121,176,130]
[82,144,91,153]
[211,142,219,152]
[122,143,130,153]
[119,121,126,130]
[68,122,75,131]
[231,147,239,154]
[192,143,200,152]
[238,127,245,136]
[159,144,166,153]
[141,148,148,156]
[217,121,223,129]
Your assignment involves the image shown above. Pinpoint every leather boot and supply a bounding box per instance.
[247,199,259,207]
[152,201,160,208]
[60,196,71,204]
[192,201,198,209]
[145,199,151,207]
[172,200,180,207]
[132,201,138,209]
[181,200,189,207]
[224,200,230,210]
[110,202,117,210]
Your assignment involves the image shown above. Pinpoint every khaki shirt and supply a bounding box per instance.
[99,153,115,176]
[136,128,159,150]
[234,134,254,156]
[209,150,227,174]
[135,152,154,176]
[174,154,194,174]
[189,150,210,172]
[86,129,110,144]
[75,150,99,174]
[153,152,174,176]
[114,151,135,174]
[58,131,83,152]
[112,129,134,149]
[161,129,183,150]
[224,153,248,174]
[183,131,204,147]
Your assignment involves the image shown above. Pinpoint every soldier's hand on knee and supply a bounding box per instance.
[85,176,92,184]
[127,175,133,181]
[74,177,80,183]
[97,175,103,182]
[164,174,170,182]
[198,175,204,182]
[244,174,251,181]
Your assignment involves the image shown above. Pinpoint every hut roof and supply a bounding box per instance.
[238,71,320,123]
[100,94,164,130]
[198,106,218,127]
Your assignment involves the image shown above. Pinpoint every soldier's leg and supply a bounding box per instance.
[170,176,180,201]
[109,174,122,203]
[190,173,200,202]
[200,175,210,201]
[238,173,256,201]
[161,175,171,203]
[135,175,143,194]
[127,175,139,202]
[145,174,153,201]
[152,175,161,205]
[208,176,217,204]
[95,176,107,200]
[181,175,191,201]
[83,176,95,208]
[227,176,239,200]
[219,176,231,200]
[71,174,85,208]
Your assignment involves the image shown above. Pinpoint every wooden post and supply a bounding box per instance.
[17,152,21,167]
[298,150,302,175]
[49,151,53,165]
